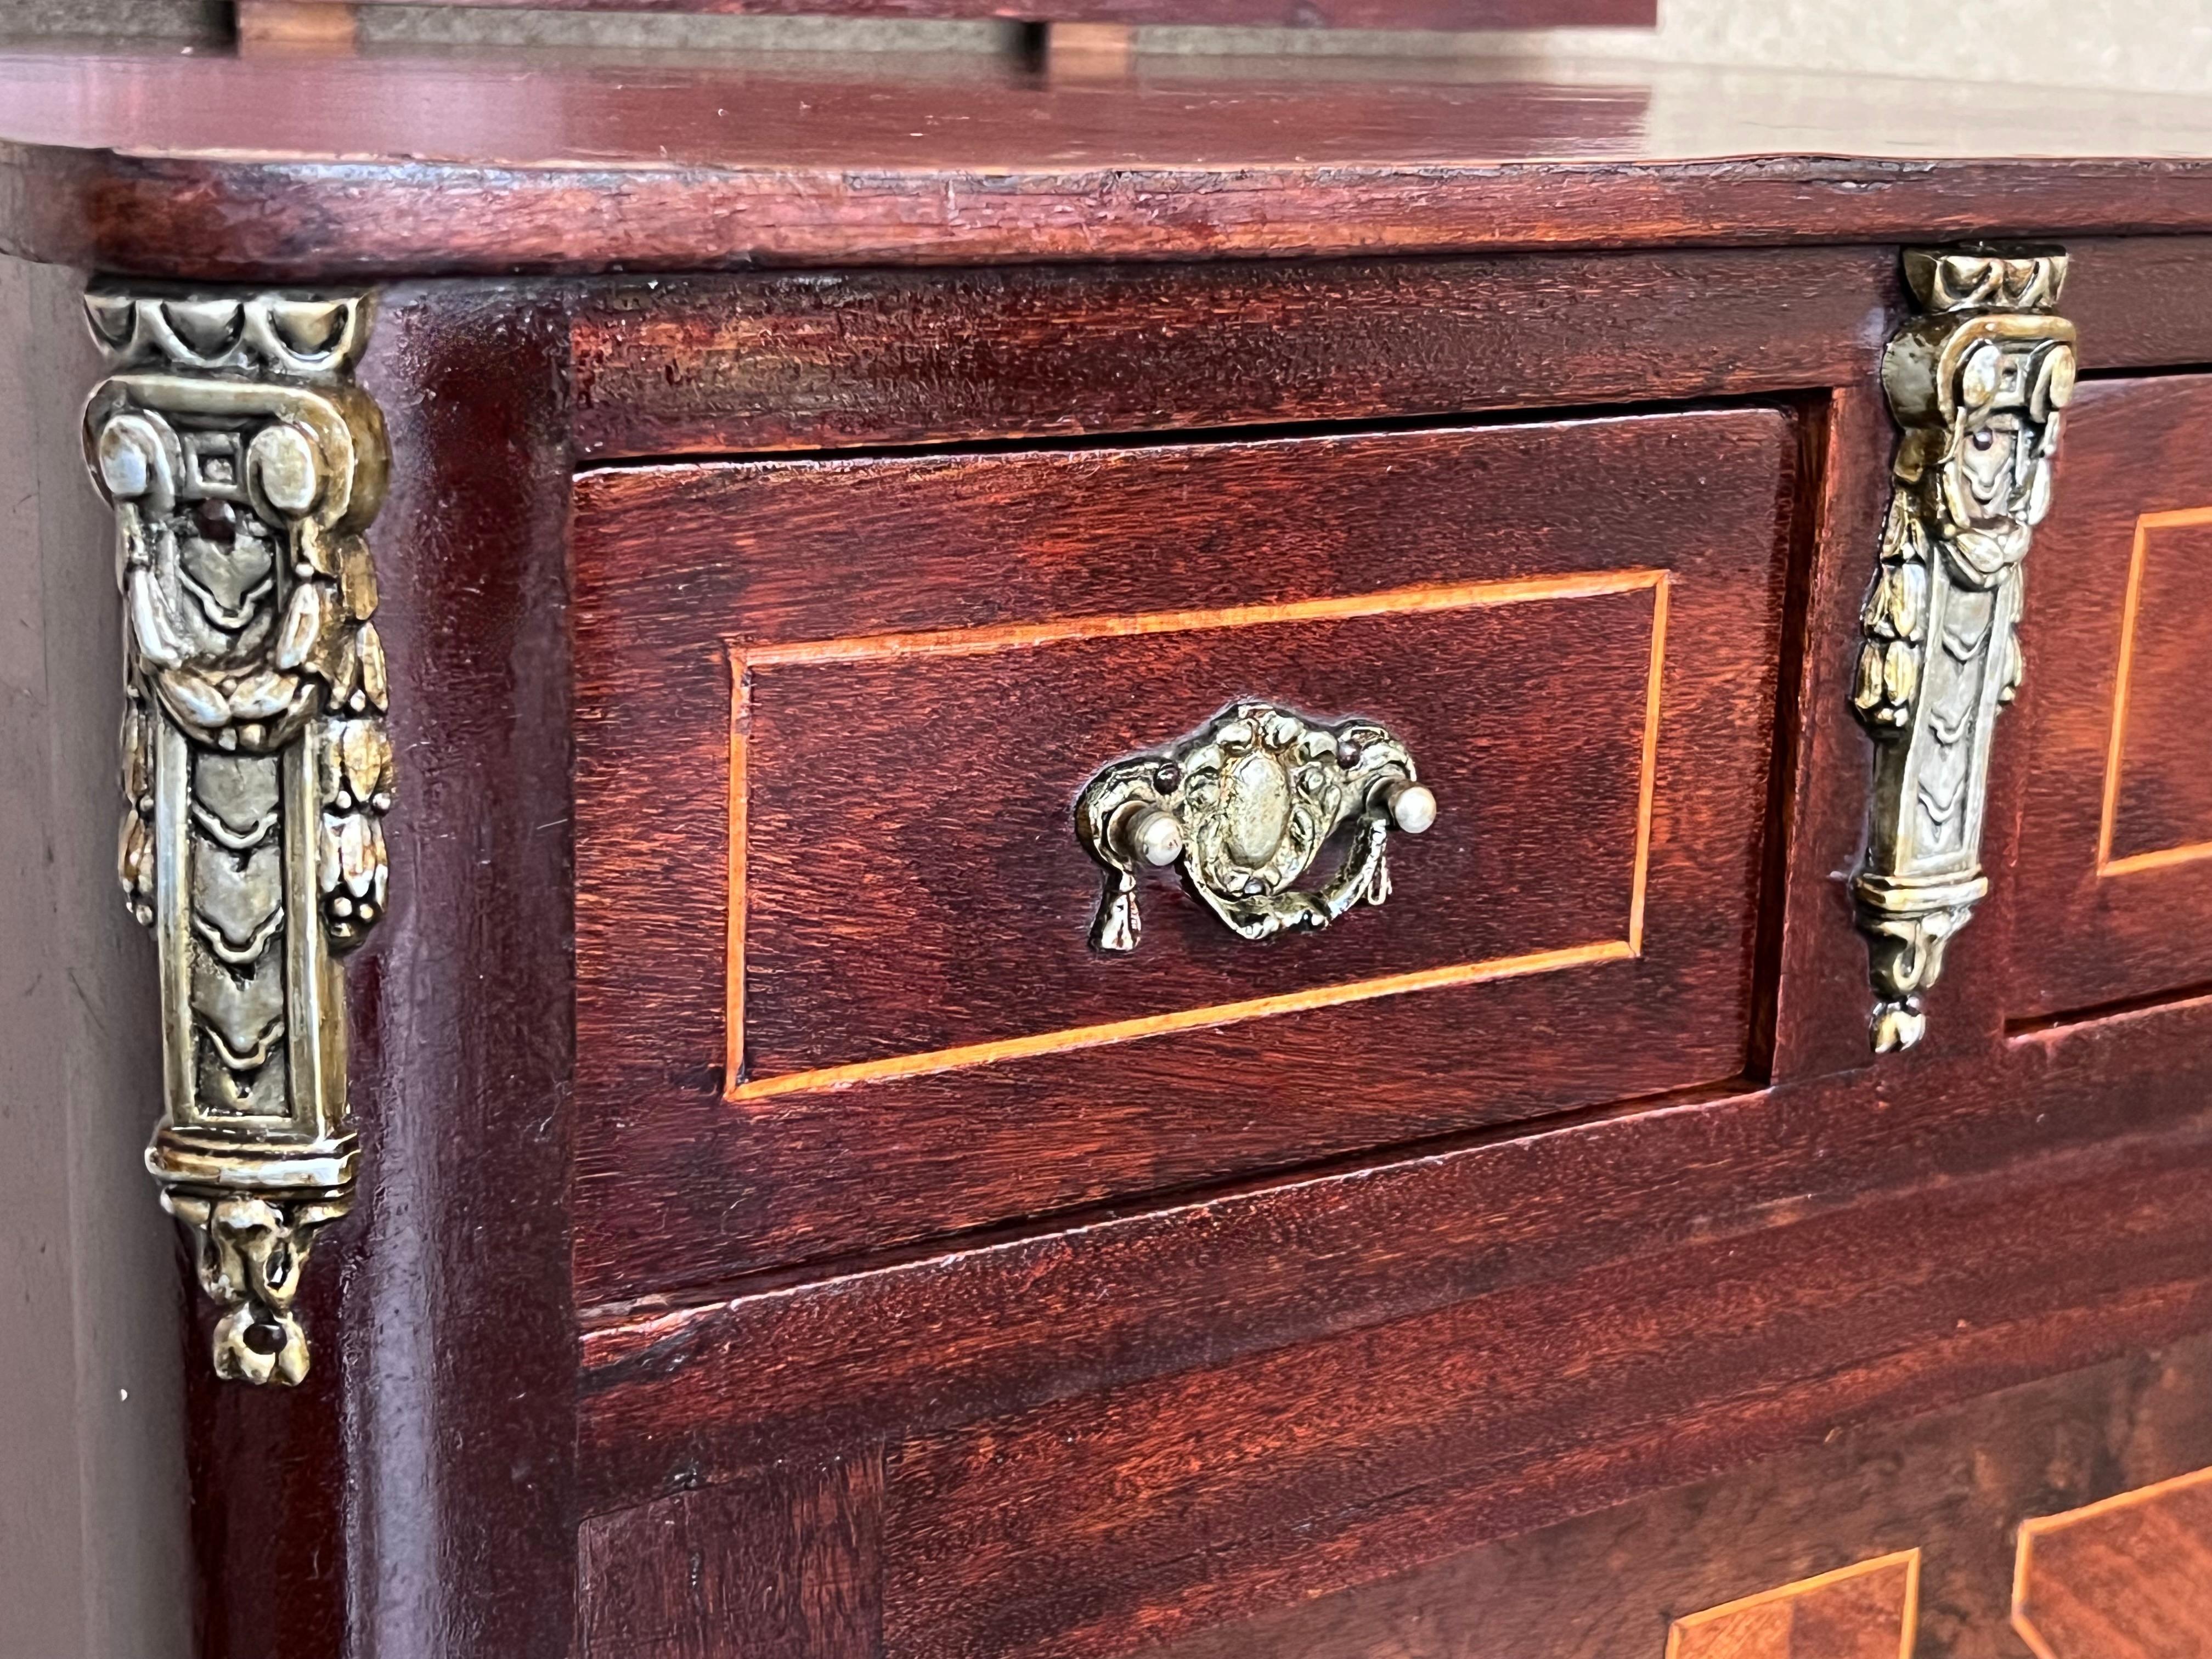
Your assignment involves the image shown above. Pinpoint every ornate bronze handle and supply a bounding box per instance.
[1076,702,1436,951]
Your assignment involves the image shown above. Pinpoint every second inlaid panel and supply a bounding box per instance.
[2010,374,2212,1020]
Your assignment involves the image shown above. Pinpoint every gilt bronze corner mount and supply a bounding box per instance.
[1852,248,2076,1052]
[85,287,392,1383]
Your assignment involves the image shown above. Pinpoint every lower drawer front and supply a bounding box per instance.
[2008,374,2212,1020]
[574,410,1798,1301]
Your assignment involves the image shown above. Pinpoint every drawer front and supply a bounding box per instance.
[574,411,1799,1302]
[2008,375,2212,1022]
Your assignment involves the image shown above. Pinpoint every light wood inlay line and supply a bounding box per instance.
[728,942,1635,1104]
[724,568,1669,1102]
[725,661,751,1093]
[1666,1550,1921,1659]
[1628,569,1670,955]
[2098,506,2212,878]
[2012,1462,2212,1659]
[740,568,1668,666]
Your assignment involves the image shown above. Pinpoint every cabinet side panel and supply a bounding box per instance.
[0,254,191,1659]
[178,281,584,1659]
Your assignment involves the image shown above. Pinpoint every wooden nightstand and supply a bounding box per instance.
[6,38,2212,1659]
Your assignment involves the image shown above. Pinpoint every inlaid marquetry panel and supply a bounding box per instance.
[2013,1464,2212,1659]
[1667,1553,1920,1659]
[2098,507,2212,877]
[2008,375,2212,1021]
[726,569,1668,1096]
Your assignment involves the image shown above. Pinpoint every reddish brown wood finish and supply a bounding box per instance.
[2066,236,2212,371]
[178,285,580,1659]
[27,149,2212,285]
[579,1453,885,1659]
[2006,375,2212,1023]
[574,1338,2212,1659]
[1758,387,1890,1085]
[556,230,2212,1659]
[573,410,1796,1300]
[14,33,2212,1652]
[876,1143,2211,1659]
[344,283,580,1659]
[575,986,2212,1496]
[565,238,2212,464]
[14,50,2212,279]
[1147,1337,2212,1659]
[570,250,1899,460]
[570,1055,2212,1657]
[2101,515,2212,867]
[2013,1465,2212,1659]
[739,580,1664,1083]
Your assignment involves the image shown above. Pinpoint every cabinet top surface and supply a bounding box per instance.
[8,42,2212,278]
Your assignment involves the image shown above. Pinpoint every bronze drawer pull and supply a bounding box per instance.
[1076,702,1435,952]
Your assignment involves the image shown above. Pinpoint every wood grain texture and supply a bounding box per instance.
[577,1338,2212,1659]
[573,1059,2212,1657]
[1755,388,1884,1085]
[2013,1465,2212,1659]
[733,575,1664,1086]
[176,285,582,1659]
[568,241,2212,464]
[575,1336,2212,1658]
[868,1136,2212,1659]
[10,29,2212,1656]
[569,250,1897,460]
[17,52,2212,277]
[182,1321,346,1659]
[574,409,1796,1301]
[2064,236,2212,374]
[578,974,2212,1514]
[1146,1335,2212,1659]
[338,281,580,1659]
[30,150,2212,285]
[1759,276,2212,1071]
[2006,374,2212,1023]
[578,1453,883,1659]
[1666,1553,1918,1659]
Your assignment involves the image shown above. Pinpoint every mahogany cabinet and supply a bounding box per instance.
[6,38,2212,1659]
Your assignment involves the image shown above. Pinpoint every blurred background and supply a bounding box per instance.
[8,0,2212,95]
